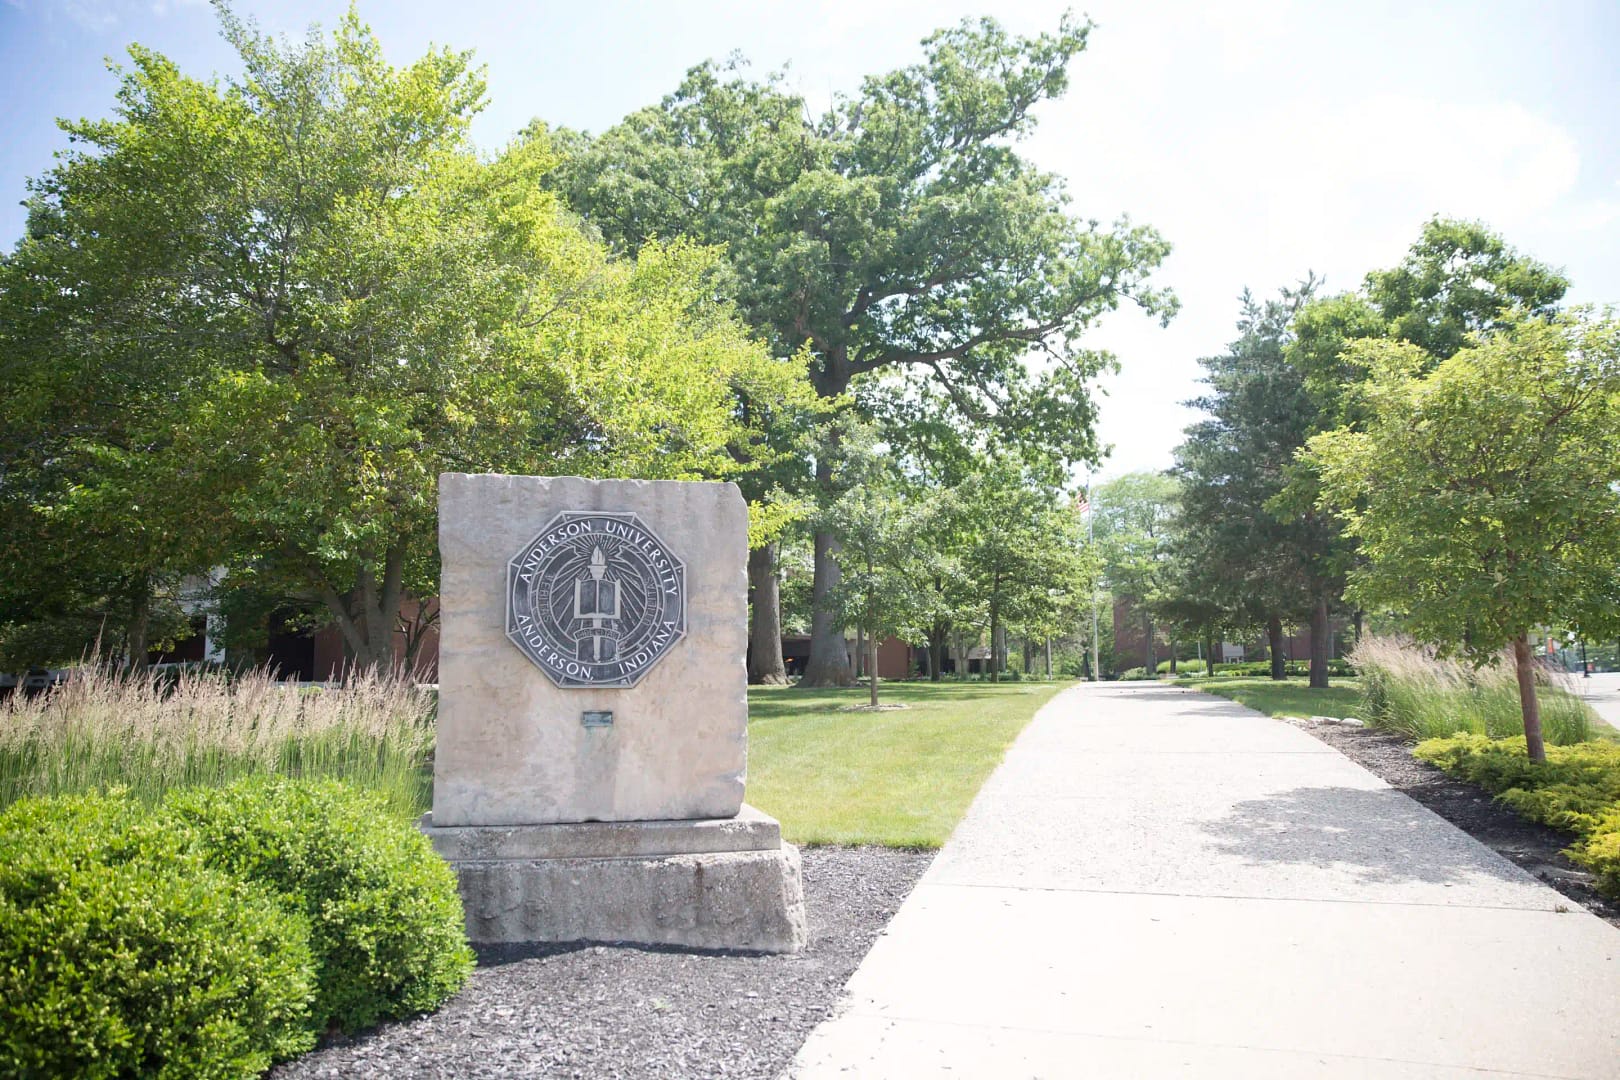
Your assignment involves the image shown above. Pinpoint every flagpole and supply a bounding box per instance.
[1087,472,1100,682]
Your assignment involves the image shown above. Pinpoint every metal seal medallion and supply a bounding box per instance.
[506,511,687,688]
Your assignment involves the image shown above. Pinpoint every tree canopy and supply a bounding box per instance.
[0,8,806,670]
[546,14,1173,684]
[1307,310,1620,759]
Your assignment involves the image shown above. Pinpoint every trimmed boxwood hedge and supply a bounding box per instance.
[164,777,474,1034]
[0,778,474,1078]
[0,794,318,1078]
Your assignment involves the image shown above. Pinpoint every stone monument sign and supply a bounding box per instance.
[424,473,806,952]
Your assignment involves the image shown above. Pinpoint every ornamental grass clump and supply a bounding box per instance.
[0,662,435,813]
[1351,635,1592,746]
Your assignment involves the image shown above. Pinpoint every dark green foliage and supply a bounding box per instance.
[162,776,473,1033]
[1415,735,1620,896]
[1364,218,1568,363]
[1172,281,1350,690]
[0,794,318,1079]
[550,16,1174,686]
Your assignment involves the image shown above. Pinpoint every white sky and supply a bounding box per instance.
[4,0,1617,480]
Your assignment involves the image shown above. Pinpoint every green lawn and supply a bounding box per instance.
[747,681,1063,848]
[1192,676,1362,720]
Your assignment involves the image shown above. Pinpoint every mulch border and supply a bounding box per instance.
[1285,716,1619,929]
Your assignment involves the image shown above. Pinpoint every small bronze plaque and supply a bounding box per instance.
[581,710,613,728]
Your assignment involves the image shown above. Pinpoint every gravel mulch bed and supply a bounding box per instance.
[1287,717,1620,929]
[272,846,932,1079]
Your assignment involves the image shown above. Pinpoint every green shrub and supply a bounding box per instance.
[0,794,317,1079]
[1415,734,1620,896]
[1353,636,1592,744]
[1156,658,1207,675]
[163,776,473,1033]
[1117,667,1154,681]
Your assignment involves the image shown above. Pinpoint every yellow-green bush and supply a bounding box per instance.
[1415,734,1620,896]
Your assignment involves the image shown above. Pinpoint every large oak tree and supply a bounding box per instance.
[547,15,1172,684]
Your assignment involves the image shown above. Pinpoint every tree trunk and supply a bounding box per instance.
[869,634,880,707]
[1169,641,1178,675]
[747,542,789,685]
[399,599,439,678]
[990,611,1003,683]
[1268,616,1286,681]
[125,575,152,673]
[318,545,407,677]
[1204,630,1216,676]
[1144,612,1155,673]
[1512,633,1547,763]
[1023,637,1034,676]
[1044,638,1052,678]
[1353,609,1364,645]
[928,624,948,683]
[1308,594,1331,689]
[802,523,854,687]
[854,626,866,680]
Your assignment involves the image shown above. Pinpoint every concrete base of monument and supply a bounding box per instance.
[420,804,808,953]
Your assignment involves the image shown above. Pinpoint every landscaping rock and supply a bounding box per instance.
[270,846,931,1079]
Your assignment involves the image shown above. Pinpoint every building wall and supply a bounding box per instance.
[303,597,440,682]
[1111,594,1346,673]
[1112,596,1171,672]
[876,636,913,680]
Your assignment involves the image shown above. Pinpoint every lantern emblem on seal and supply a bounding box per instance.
[505,511,686,688]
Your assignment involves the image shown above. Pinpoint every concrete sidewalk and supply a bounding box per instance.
[789,682,1620,1079]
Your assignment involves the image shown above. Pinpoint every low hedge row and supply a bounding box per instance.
[1117,660,1354,681]
[0,777,473,1078]
[1414,734,1620,897]
[1206,660,1355,678]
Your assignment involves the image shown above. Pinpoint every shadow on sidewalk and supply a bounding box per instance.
[1201,785,1530,888]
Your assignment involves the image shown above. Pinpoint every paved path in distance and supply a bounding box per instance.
[790,681,1620,1079]
[1577,671,1620,734]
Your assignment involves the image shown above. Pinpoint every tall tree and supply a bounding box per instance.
[1308,311,1620,761]
[1278,219,1572,685]
[953,462,1091,683]
[1174,284,1323,680]
[1091,472,1179,673]
[2,9,802,671]
[547,15,1173,685]
[821,481,928,706]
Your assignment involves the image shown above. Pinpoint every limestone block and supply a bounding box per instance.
[420,804,782,861]
[433,474,747,826]
[451,843,808,953]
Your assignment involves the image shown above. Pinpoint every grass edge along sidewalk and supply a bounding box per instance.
[747,681,1062,848]
[1191,676,1362,721]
